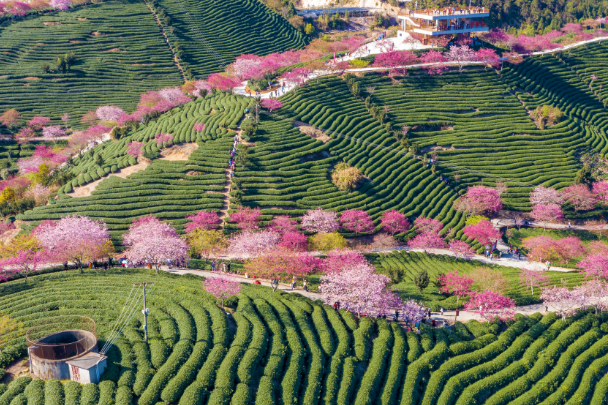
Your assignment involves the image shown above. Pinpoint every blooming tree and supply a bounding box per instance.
[446,45,476,72]
[203,277,242,309]
[380,210,409,235]
[207,73,242,93]
[560,184,597,211]
[261,99,283,112]
[34,216,113,272]
[373,50,419,75]
[96,105,124,122]
[229,54,265,80]
[577,255,608,280]
[340,209,374,234]
[123,216,188,272]
[530,204,565,225]
[244,248,321,281]
[420,50,448,75]
[541,285,581,320]
[463,219,502,245]
[448,240,474,259]
[230,207,262,231]
[155,133,174,146]
[321,250,367,275]
[27,116,50,130]
[278,231,308,251]
[281,67,310,87]
[49,0,70,10]
[0,248,47,283]
[400,299,427,323]
[409,216,446,250]
[319,261,399,316]
[194,123,205,132]
[475,48,500,69]
[301,208,339,233]
[592,181,608,205]
[126,141,145,158]
[437,270,473,303]
[523,235,586,267]
[158,87,191,106]
[465,291,516,321]
[269,216,298,234]
[454,185,503,216]
[519,269,550,295]
[469,267,510,295]
[530,186,565,205]
[228,230,280,257]
[26,184,52,204]
[42,126,66,138]
[185,211,221,233]
[187,229,227,259]
[577,279,608,315]
[61,113,70,128]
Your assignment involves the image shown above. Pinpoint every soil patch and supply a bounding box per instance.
[42,21,61,25]
[77,17,88,21]
[421,145,456,153]
[0,76,7,79]
[69,40,84,43]
[68,161,150,197]
[294,122,331,143]
[106,48,123,52]
[24,77,40,80]
[159,143,199,161]
[0,227,21,244]
[2,358,30,383]
[91,31,105,36]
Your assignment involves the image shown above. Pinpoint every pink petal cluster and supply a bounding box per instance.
[193,123,205,132]
[463,219,502,245]
[420,50,448,75]
[474,48,500,68]
[269,216,298,234]
[577,255,608,280]
[0,249,47,278]
[192,80,212,98]
[408,216,446,250]
[96,105,124,122]
[519,269,550,295]
[49,0,70,10]
[158,87,192,105]
[227,230,280,257]
[438,270,473,300]
[17,155,44,174]
[69,125,110,150]
[540,285,584,320]
[530,203,565,223]
[185,211,221,233]
[448,240,474,259]
[560,184,597,211]
[464,291,516,321]
[592,181,608,204]
[373,50,419,70]
[530,185,565,205]
[126,141,145,158]
[278,231,308,251]
[339,209,374,234]
[203,277,242,305]
[523,235,586,264]
[42,125,66,138]
[380,210,409,235]
[155,133,174,146]
[230,206,262,231]
[123,216,188,269]
[301,207,339,233]
[281,67,309,87]
[261,99,283,112]
[207,73,242,92]
[27,116,50,130]
[34,216,111,268]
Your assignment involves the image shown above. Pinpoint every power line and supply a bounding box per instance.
[100,284,140,353]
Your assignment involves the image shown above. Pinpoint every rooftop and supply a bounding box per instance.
[66,352,106,370]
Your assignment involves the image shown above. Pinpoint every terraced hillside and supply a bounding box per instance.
[369,251,585,309]
[1,269,608,405]
[17,94,252,246]
[0,0,182,127]
[154,0,308,77]
[270,78,465,232]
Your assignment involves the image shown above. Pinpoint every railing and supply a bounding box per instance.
[26,316,97,361]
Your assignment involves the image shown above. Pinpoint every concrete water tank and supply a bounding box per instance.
[26,316,103,381]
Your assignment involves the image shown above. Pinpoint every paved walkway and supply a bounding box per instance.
[492,218,608,232]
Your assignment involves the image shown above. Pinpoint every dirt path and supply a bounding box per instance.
[218,122,243,224]
[142,0,186,82]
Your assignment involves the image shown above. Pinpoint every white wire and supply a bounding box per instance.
[100,285,140,353]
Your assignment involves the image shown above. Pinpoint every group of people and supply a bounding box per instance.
[228,133,239,178]
[290,276,308,291]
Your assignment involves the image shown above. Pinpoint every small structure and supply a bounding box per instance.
[66,352,107,384]
[297,7,372,19]
[26,316,105,382]
[398,6,489,45]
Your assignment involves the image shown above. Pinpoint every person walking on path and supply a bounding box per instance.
[303,279,308,292]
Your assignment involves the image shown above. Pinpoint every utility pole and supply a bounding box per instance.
[134,282,154,341]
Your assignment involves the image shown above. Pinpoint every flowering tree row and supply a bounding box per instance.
[529,183,608,223]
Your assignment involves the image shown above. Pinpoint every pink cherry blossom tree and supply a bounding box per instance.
[34,216,113,272]
[592,181,608,205]
[541,285,581,320]
[465,291,516,321]
[158,87,191,106]
[0,248,48,283]
[454,185,503,216]
[278,231,308,251]
[229,54,265,80]
[420,50,448,75]
[126,141,145,158]
[243,248,321,281]
[530,204,565,225]
[301,208,339,233]
[523,235,586,268]
[400,299,427,323]
[155,133,174,146]
[577,255,608,280]
[560,184,597,212]
[319,261,399,316]
[463,219,502,245]
[530,185,565,205]
[193,80,212,98]
[519,269,550,295]
[373,50,419,75]
[203,276,242,310]
[227,230,280,257]
[122,216,188,272]
[27,116,50,130]
[194,123,205,132]
[437,270,473,304]
[339,209,374,235]
[269,216,298,234]
[261,99,283,112]
[448,240,474,259]
[281,67,310,88]
[409,216,446,250]
[185,211,221,233]
[207,73,242,93]
[321,250,367,275]
[380,210,409,235]
[96,105,124,122]
[475,48,500,69]
[61,113,70,128]
[49,0,70,10]
[42,126,66,138]
[230,206,262,231]
[0,109,20,128]
[577,279,608,315]
[446,45,476,72]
